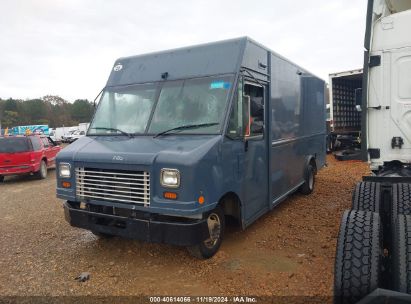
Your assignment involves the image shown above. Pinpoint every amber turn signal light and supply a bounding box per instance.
[198,195,205,204]
[62,181,71,188]
[163,192,178,200]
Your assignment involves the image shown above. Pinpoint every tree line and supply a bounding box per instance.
[0,96,94,129]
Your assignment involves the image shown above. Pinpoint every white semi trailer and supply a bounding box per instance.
[334,0,411,303]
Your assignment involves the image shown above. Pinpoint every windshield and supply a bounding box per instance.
[0,137,31,153]
[88,75,233,136]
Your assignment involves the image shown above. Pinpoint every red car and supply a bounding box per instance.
[0,135,61,182]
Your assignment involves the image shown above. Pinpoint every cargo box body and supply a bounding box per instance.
[329,69,363,134]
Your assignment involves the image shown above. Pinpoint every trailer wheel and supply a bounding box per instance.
[187,206,225,259]
[392,214,411,293]
[334,210,382,304]
[352,182,381,213]
[392,183,411,223]
[299,163,315,195]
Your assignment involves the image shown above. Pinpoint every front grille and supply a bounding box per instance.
[76,168,150,205]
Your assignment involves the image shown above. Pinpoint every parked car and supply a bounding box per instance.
[61,130,75,143]
[65,130,86,143]
[0,135,61,182]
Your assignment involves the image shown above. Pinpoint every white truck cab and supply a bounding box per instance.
[364,0,411,172]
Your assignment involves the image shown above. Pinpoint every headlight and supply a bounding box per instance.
[59,163,71,178]
[160,168,180,188]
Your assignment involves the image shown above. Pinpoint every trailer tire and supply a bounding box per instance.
[334,210,382,304]
[392,214,411,294]
[352,182,381,213]
[299,163,315,195]
[187,206,225,259]
[392,183,411,223]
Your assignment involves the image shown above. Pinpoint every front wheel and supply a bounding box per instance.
[187,206,225,259]
[35,160,47,180]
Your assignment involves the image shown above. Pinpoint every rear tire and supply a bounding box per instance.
[0,176,4,183]
[299,163,315,195]
[334,210,382,304]
[392,214,411,294]
[187,206,225,259]
[351,182,381,213]
[392,183,411,224]
[35,160,47,180]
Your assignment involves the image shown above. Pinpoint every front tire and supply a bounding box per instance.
[187,206,225,259]
[35,160,47,180]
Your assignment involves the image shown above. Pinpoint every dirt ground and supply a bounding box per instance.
[0,155,369,300]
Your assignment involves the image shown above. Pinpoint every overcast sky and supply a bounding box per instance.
[0,0,367,102]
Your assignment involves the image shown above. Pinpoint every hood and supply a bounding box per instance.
[57,135,221,166]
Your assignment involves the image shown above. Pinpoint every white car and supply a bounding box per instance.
[66,130,86,143]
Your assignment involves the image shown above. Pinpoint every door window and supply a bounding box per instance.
[226,80,265,138]
[41,137,49,147]
[29,137,42,151]
[244,83,265,137]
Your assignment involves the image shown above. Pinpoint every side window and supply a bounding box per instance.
[41,137,49,147]
[30,137,42,151]
[244,83,265,137]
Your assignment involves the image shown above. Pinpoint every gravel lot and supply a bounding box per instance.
[0,155,369,299]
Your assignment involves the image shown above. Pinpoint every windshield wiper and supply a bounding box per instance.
[154,123,219,138]
[90,127,134,138]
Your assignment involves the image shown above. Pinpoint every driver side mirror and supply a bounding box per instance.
[355,88,362,112]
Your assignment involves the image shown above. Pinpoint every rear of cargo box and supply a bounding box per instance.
[328,69,363,151]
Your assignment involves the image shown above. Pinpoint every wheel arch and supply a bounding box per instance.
[218,191,242,226]
[305,155,318,175]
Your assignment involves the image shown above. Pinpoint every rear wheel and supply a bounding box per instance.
[392,183,411,223]
[187,206,225,259]
[334,210,382,304]
[351,182,381,213]
[35,160,47,179]
[299,163,315,195]
[392,214,411,293]
[0,176,4,183]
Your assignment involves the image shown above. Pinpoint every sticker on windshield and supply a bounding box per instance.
[210,81,230,90]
